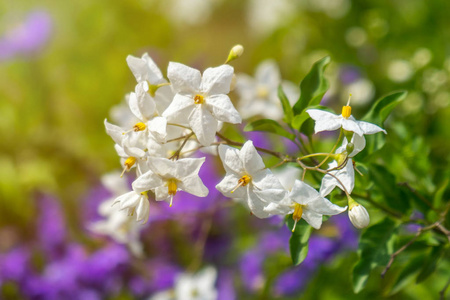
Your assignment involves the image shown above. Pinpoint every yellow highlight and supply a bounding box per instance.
[133,122,146,132]
[231,175,251,193]
[124,156,137,168]
[341,106,352,119]
[194,94,204,104]
[292,203,304,232]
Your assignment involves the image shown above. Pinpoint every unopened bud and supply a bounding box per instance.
[346,142,354,155]
[225,44,244,64]
[336,153,347,167]
[348,198,370,229]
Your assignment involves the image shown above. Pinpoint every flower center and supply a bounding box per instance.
[167,179,178,207]
[257,86,269,98]
[291,203,304,232]
[133,122,146,132]
[341,93,352,119]
[194,94,204,104]
[120,157,137,177]
[231,175,251,193]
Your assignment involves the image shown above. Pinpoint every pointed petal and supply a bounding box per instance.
[218,144,244,175]
[290,180,320,205]
[306,109,342,133]
[247,188,271,218]
[189,105,218,146]
[134,82,156,120]
[179,175,209,197]
[174,157,205,178]
[356,120,387,135]
[146,157,178,178]
[215,174,246,199]
[306,196,347,215]
[154,186,169,201]
[132,170,164,193]
[239,141,265,174]
[341,118,364,136]
[147,116,167,142]
[142,53,165,84]
[105,119,125,145]
[319,160,355,196]
[200,64,234,95]
[162,94,195,122]
[252,169,284,191]
[206,94,241,124]
[167,62,201,94]
[126,55,148,83]
[302,210,323,229]
[116,192,140,210]
[135,196,150,223]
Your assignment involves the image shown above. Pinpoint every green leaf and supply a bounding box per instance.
[293,56,330,115]
[352,218,398,293]
[244,119,296,140]
[363,91,407,126]
[416,245,445,283]
[368,164,411,214]
[433,178,449,208]
[388,254,426,295]
[285,216,312,266]
[278,85,294,124]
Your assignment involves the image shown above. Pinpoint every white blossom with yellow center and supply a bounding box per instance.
[215,141,286,218]
[132,157,208,207]
[306,98,386,136]
[265,180,347,230]
[162,62,241,146]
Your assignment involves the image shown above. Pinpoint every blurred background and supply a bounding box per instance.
[1,0,449,299]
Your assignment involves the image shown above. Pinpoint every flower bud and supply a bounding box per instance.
[346,142,354,155]
[348,199,370,229]
[225,44,244,63]
[336,153,347,167]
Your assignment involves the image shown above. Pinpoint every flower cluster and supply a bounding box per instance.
[101,46,389,269]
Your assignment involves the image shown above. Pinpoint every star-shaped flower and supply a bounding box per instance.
[113,190,150,224]
[265,180,347,230]
[132,157,208,206]
[306,103,386,136]
[162,62,241,146]
[215,141,286,218]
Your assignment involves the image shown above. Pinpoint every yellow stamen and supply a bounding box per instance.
[133,122,146,132]
[341,94,352,119]
[231,175,251,193]
[194,94,204,104]
[167,179,177,207]
[120,157,137,178]
[257,86,269,98]
[292,203,304,232]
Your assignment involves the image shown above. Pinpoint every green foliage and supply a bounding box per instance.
[285,216,312,266]
[244,119,295,140]
[278,85,294,124]
[363,91,407,126]
[352,218,398,293]
[292,56,330,115]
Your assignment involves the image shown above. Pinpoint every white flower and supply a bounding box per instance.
[89,172,144,256]
[319,160,355,197]
[149,267,218,300]
[132,157,208,206]
[306,106,386,136]
[162,62,241,146]
[127,53,173,114]
[320,133,365,197]
[265,180,347,230]
[215,141,286,218]
[235,59,299,120]
[348,199,370,229]
[113,190,150,224]
[175,267,217,300]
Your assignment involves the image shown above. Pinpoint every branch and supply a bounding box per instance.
[381,222,441,278]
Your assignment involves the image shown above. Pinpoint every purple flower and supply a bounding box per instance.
[217,270,236,300]
[0,10,52,60]
[239,248,265,291]
[339,65,361,85]
[37,195,67,257]
[0,247,30,283]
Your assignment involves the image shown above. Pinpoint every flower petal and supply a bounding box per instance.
[289,180,320,205]
[200,64,234,95]
[147,116,167,142]
[189,105,218,146]
[356,120,387,135]
[302,210,323,230]
[162,94,195,122]
[319,160,355,197]
[307,109,342,133]
[218,144,244,175]
[216,173,246,199]
[174,157,205,178]
[132,170,164,193]
[167,62,201,94]
[206,94,241,124]
[135,196,150,223]
[179,175,209,197]
[341,118,364,136]
[306,196,347,216]
[239,141,265,174]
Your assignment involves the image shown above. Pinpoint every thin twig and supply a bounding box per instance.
[381,221,441,278]
[169,132,195,160]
